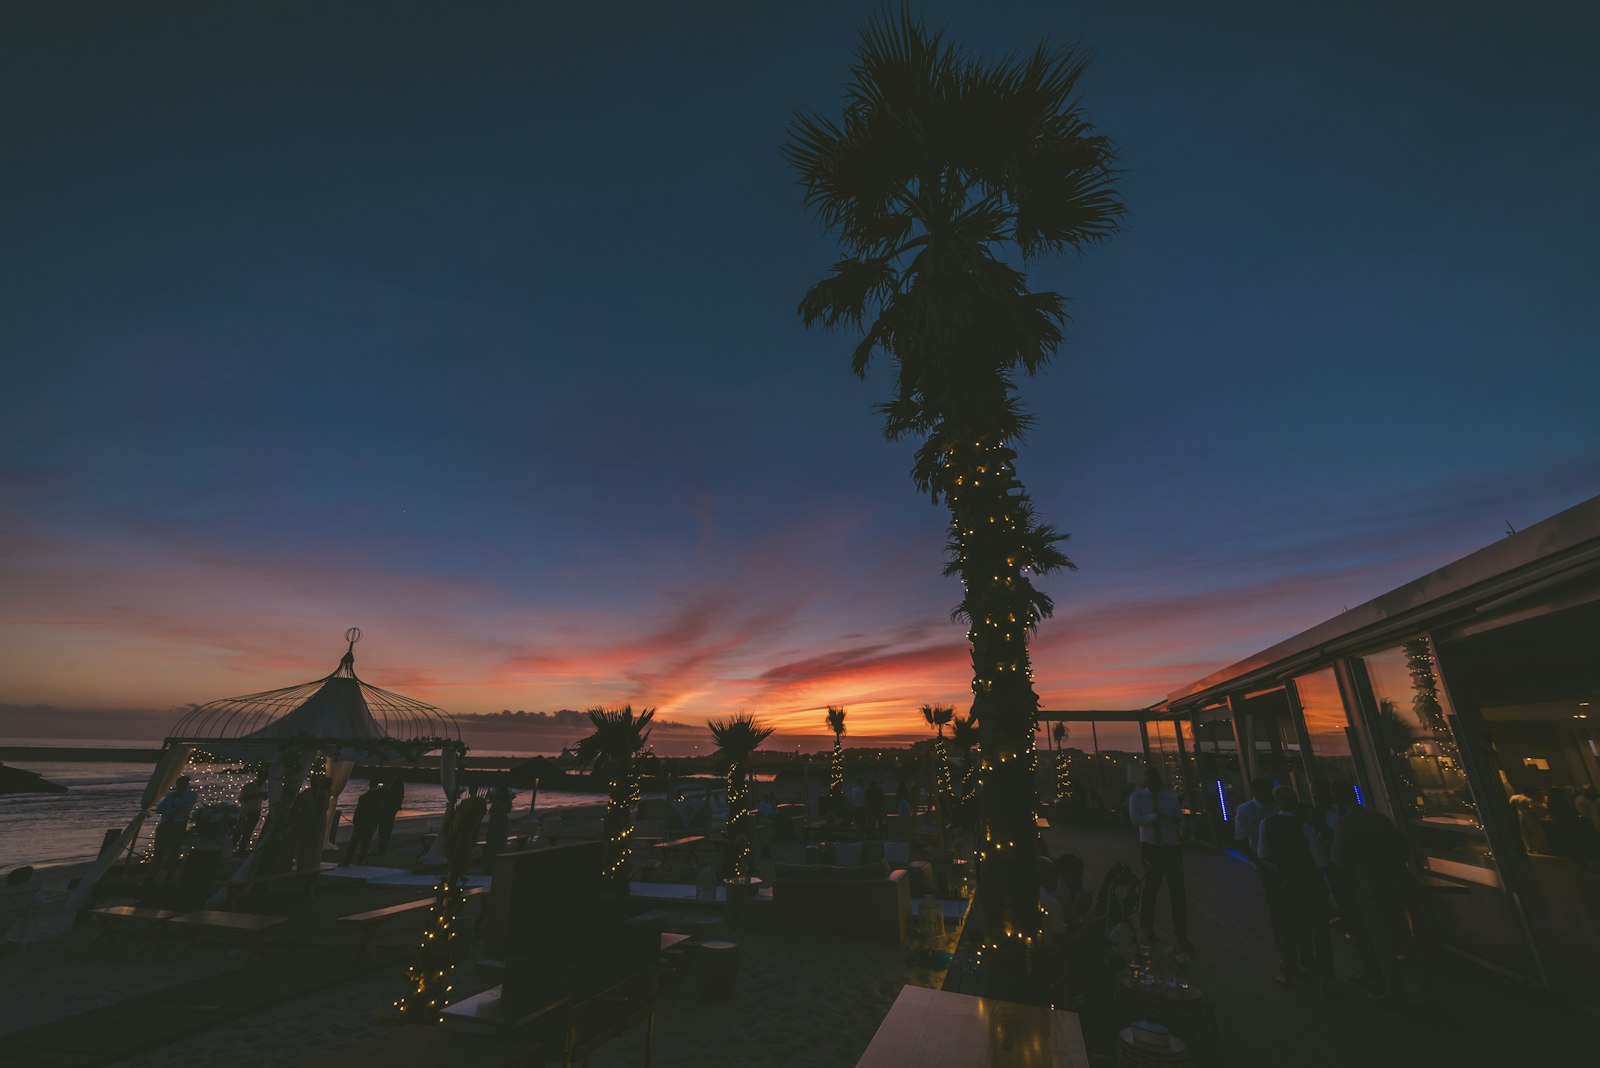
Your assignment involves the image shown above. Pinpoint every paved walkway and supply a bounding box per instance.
[1043,824,1584,1067]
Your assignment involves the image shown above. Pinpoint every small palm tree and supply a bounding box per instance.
[922,703,955,799]
[709,713,775,882]
[572,705,655,886]
[1052,722,1071,805]
[950,712,980,802]
[825,705,848,802]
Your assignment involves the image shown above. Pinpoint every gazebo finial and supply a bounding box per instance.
[339,626,362,676]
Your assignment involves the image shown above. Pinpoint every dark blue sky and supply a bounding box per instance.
[4,1,1596,743]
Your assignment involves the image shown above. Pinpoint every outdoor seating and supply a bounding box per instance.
[87,904,185,942]
[560,967,659,1066]
[167,909,288,951]
[338,885,489,958]
[652,834,707,879]
[0,882,41,945]
[772,860,910,943]
[220,862,335,908]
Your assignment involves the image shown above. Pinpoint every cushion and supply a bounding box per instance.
[775,861,831,882]
[859,840,885,864]
[832,841,863,866]
[883,840,911,866]
[830,860,891,881]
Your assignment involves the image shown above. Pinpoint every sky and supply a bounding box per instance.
[3,1,1597,752]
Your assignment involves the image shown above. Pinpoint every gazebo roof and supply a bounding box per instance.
[168,628,460,746]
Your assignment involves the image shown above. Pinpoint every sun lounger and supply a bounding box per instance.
[221,862,336,908]
[338,886,489,958]
[87,904,185,942]
[168,909,288,952]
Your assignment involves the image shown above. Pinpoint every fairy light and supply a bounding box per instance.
[1404,637,1480,825]
[394,874,464,1022]
[602,769,642,882]
[826,706,846,800]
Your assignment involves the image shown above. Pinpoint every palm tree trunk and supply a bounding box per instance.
[602,772,637,885]
[943,432,1045,979]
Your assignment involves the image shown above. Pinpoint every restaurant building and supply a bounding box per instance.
[1074,495,1600,993]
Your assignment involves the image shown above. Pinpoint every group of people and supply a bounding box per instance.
[1511,783,1600,861]
[1038,850,1110,1000]
[1235,776,1425,1005]
[145,770,410,889]
[340,778,405,866]
[840,777,917,831]
[1118,766,1428,1006]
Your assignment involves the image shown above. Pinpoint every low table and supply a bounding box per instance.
[439,986,568,1035]
[88,905,184,941]
[652,835,707,879]
[168,910,287,951]
[1114,973,1214,1056]
[856,984,1089,1067]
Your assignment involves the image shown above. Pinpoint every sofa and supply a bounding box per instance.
[771,859,911,943]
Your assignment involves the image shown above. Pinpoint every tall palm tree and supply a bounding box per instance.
[571,704,654,886]
[923,703,955,799]
[825,705,848,803]
[786,8,1123,974]
[709,713,776,881]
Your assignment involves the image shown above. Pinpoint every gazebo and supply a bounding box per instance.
[68,628,464,911]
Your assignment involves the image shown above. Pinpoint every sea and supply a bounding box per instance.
[0,741,606,873]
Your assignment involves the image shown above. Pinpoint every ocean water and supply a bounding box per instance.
[0,759,605,873]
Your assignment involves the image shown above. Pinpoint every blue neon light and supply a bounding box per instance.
[1354,785,1365,807]
[1216,779,1229,820]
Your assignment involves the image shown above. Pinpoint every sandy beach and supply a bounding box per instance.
[1,802,956,1067]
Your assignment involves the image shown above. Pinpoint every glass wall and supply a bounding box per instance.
[1191,708,1243,843]
[1240,687,1309,797]
[1362,641,1496,880]
[1360,639,1541,978]
[1293,667,1360,789]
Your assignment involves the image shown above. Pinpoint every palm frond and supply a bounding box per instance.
[708,712,776,762]
[825,706,847,735]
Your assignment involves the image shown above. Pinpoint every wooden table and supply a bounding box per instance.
[652,835,707,878]
[168,909,287,951]
[439,985,569,1035]
[855,985,1089,1067]
[88,905,184,941]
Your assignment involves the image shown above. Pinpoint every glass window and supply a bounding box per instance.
[1294,667,1358,788]
[1363,640,1497,878]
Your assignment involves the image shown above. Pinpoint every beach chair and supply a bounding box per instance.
[560,968,658,1067]
[0,868,41,946]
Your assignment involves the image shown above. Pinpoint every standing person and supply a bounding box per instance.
[484,784,514,867]
[290,778,332,873]
[864,778,885,832]
[1233,777,1277,864]
[147,775,198,884]
[1234,778,1280,947]
[342,782,384,866]
[895,780,913,818]
[849,776,866,830]
[234,769,268,853]
[375,778,404,856]
[1334,789,1426,1006]
[1128,767,1193,953]
[1324,783,1381,986]
[1257,786,1335,991]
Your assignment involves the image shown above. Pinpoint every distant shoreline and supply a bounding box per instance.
[0,745,539,768]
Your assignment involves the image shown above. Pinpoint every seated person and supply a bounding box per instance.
[1042,854,1114,1009]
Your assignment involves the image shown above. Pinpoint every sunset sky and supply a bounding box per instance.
[4,2,1597,750]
